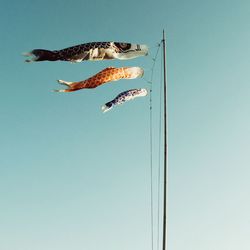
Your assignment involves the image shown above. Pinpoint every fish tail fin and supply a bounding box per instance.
[23,49,59,62]
[53,89,67,93]
[101,103,113,113]
[53,87,76,93]
[57,79,73,86]
[53,80,77,93]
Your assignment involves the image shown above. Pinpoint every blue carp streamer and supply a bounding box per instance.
[101,88,148,113]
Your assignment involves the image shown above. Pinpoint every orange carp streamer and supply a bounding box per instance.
[54,66,144,92]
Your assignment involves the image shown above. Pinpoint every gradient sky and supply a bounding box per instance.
[1,0,250,250]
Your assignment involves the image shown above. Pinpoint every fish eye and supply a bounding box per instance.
[114,42,132,51]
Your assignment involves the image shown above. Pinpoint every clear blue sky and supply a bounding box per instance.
[1,0,250,250]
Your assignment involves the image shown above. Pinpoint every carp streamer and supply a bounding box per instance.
[54,67,144,92]
[24,42,148,62]
[101,88,148,113]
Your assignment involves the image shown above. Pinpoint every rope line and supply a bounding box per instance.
[148,42,161,250]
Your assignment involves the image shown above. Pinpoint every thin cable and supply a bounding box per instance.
[149,71,153,250]
[149,43,161,250]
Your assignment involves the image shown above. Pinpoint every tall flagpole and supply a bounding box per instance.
[162,29,168,250]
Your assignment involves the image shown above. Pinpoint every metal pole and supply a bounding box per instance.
[162,29,168,250]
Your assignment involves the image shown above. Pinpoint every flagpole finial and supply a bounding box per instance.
[162,29,166,43]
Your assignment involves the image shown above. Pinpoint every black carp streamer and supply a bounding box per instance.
[24,42,148,62]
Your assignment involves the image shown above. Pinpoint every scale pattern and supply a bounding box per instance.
[54,67,144,92]
[24,42,148,62]
[101,88,148,113]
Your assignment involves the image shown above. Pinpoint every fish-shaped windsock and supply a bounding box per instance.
[101,88,148,113]
[54,67,144,92]
[24,42,148,63]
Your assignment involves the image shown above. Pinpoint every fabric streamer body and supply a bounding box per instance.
[54,67,144,92]
[102,88,148,113]
[24,42,148,62]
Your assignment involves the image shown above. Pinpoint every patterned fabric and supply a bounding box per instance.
[24,42,148,62]
[54,67,144,92]
[101,88,148,113]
